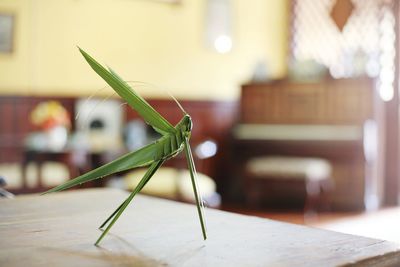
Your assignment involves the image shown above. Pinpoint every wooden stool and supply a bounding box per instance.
[244,156,332,213]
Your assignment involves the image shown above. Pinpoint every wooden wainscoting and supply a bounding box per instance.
[0,96,76,163]
[0,95,238,192]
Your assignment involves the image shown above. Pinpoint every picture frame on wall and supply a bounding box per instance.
[146,0,181,4]
[0,13,14,53]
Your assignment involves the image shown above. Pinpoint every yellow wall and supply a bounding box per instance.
[0,0,288,100]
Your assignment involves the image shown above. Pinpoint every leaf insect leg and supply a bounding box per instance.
[183,137,207,240]
[99,172,153,230]
[95,160,164,246]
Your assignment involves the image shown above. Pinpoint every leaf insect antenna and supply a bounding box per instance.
[75,88,117,133]
[125,80,187,115]
[167,91,187,115]
[75,85,109,121]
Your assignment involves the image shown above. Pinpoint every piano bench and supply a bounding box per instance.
[244,156,333,214]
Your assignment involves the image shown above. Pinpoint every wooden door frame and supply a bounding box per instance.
[383,0,400,206]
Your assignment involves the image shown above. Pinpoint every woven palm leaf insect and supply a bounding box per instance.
[44,48,207,245]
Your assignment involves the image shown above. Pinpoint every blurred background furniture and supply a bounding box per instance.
[0,96,237,202]
[244,156,332,214]
[21,150,79,193]
[231,78,379,211]
[120,167,221,208]
[0,176,14,198]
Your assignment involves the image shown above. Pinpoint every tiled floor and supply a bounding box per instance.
[313,208,400,244]
[222,205,400,244]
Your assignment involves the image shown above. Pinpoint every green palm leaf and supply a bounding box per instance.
[79,47,175,135]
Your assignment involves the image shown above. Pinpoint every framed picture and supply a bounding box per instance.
[0,13,14,53]
[146,0,181,4]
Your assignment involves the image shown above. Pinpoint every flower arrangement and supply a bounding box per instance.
[30,101,71,130]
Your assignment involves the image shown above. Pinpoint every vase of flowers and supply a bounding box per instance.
[30,101,71,151]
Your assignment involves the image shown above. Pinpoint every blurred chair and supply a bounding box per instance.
[244,156,332,214]
[122,167,220,208]
[3,160,71,194]
[21,150,78,193]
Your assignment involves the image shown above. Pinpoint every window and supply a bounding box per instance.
[291,0,396,101]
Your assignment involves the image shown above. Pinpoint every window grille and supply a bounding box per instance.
[291,0,396,100]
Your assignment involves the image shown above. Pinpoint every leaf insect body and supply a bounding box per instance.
[44,48,207,246]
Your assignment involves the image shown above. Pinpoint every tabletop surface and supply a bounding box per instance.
[1,188,399,267]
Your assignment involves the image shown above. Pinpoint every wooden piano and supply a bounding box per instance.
[231,77,380,211]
